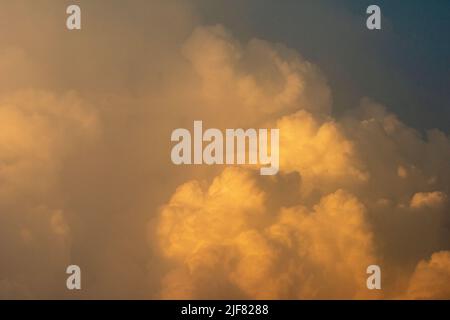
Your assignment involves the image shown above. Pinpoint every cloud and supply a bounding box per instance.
[410,192,448,209]
[406,251,450,299]
[157,168,267,298]
[0,88,99,298]
[156,25,450,299]
[277,110,368,196]
[0,1,448,299]
[0,90,98,202]
[157,168,266,261]
[0,0,196,299]
[181,25,332,126]
[157,168,380,299]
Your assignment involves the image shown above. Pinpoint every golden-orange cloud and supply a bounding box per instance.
[0,2,448,300]
[156,25,450,299]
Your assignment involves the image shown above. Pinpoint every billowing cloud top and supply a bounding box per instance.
[0,1,449,299]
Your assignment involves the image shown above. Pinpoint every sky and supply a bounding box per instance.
[0,0,449,299]
[197,0,450,133]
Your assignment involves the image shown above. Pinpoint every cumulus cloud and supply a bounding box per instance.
[0,89,99,298]
[157,168,381,299]
[410,192,448,209]
[181,25,332,126]
[277,110,368,196]
[0,1,449,300]
[0,90,98,202]
[156,26,450,299]
[406,251,450,299]
[0,0,195,299]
